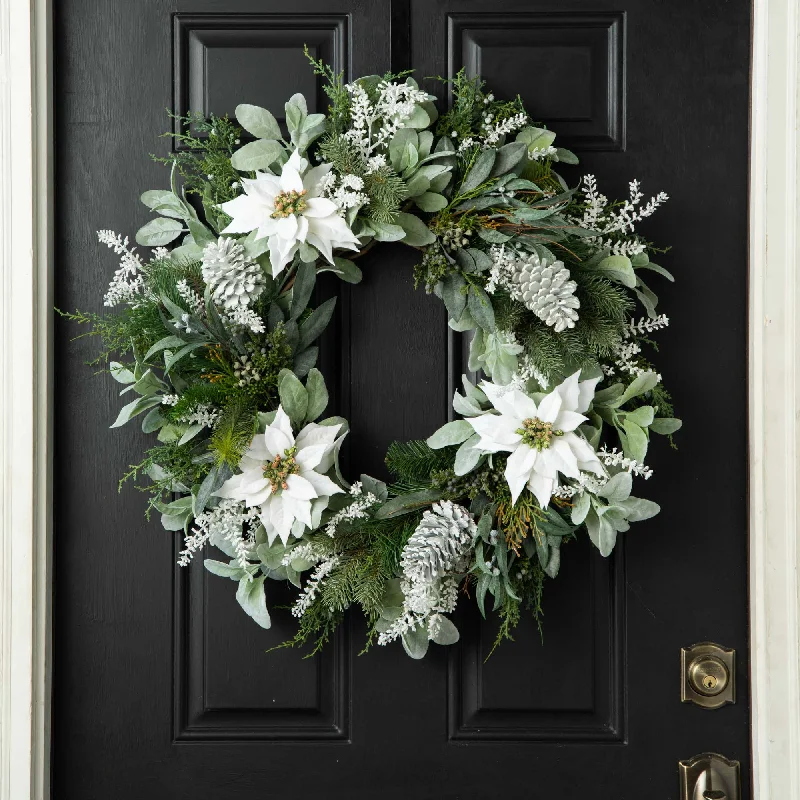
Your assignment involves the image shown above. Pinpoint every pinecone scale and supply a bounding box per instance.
[512,252,580,332]
[201,237,266,311]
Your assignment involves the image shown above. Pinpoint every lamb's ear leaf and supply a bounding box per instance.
[278,369,309,428]
[490,141,528,177]
[204,560,247,580]
[401,625,430,659]
[649,417,682,435]
[597,472,633,502]
[290,261,317,320]
[441,273,468,322]
[135,217,183,246]
[460,149,496,193]
[431,617,460,646]
[293,347,318,378]
[396,212,436,246]
[194,462,232,517]
[230,139,283,172]
[235,104,281,140]
[426,419,473,448]
[374,489,444,520]
[304,368,329,423]
[315,257,363,284]
[467,285,496,332]
[298,297,337,351]
[235,576,271,629]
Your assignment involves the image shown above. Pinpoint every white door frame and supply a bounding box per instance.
[0,0,796,797]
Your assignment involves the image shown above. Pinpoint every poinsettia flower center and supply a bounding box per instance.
[517,417,563,451]
[271,189,308,219]
[263,446,300,492]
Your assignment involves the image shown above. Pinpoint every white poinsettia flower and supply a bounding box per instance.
[218,149,361,277]
[467,371,605,509]
[215,406,344,545]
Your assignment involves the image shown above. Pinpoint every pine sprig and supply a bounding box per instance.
[385,440,455,491]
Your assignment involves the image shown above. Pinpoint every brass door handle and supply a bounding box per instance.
[679,753,740,800]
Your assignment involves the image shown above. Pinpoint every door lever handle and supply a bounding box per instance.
[679,753,740,800]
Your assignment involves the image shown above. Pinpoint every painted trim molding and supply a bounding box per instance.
[0,0,53,799]
[0,0,797,797]
[748,0,800,796]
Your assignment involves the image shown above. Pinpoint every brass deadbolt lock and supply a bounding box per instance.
[681,642,735,709]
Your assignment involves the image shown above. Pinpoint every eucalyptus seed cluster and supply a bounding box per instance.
[232,350,266,387]
[440,224,473,251]
[413,248,451,293]
[432,462,505,501]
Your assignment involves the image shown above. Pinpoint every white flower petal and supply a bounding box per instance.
[245,435,269,461]
[317,430,347,473]
[219,195,264,234]
[546,438,581,479]
[295,443,327,471]
[577,376,601,413]
[286,149,308,174]
[246,485,272,507]
[467,414,522,453]
[303,197,339,218]
[264,422,292,458]
[266,494,294,544]
[467,413,522,450]
[273,406,295,444]
[527,472,554,509]
[556,371,581,410]
[295,422,340,451]
[242,173,280,200]
[279,165,304,193]
[306,229,334,264]
[536,390,563,424]
[274,214,298,240]
[295,214,309,243]
[213,473,245,499]
[509,389,539,421]
[301,469,343,498]
[481,381,528,418]
[239,473,270,495]
[303,163,333,197]
[506,442,537,479]
[564,433,605,475]
[268,235,291,276]
[285,473,318,501]
[505,466,529,506]
[282,493,312,529]
[554,409,586,433]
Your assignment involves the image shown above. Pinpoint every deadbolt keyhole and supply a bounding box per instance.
[703,675,718,690]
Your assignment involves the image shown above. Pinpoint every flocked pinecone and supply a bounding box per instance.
[400,501,476,585]
[511,252,580,332]
[201,237,266,311]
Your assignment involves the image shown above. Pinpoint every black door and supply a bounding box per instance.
[53,1,752,797]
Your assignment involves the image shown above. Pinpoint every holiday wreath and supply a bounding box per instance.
[65,54,679,659]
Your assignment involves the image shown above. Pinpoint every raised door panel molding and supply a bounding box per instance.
[172,13,349,149]
[173,549,350,741]
[447,12,626,151]
[448,542,625,742]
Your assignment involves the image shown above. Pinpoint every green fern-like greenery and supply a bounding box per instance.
[363,167,407,223]
[317,133,366,176]
[209,399,258,468]
[276,513,420,656]
[385,439,456,492]
[153,111,242,210]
